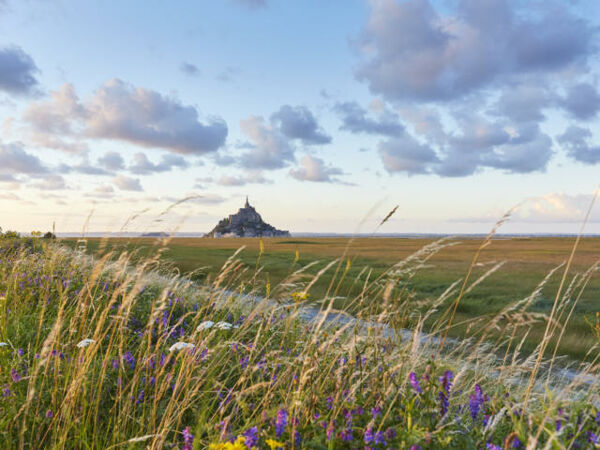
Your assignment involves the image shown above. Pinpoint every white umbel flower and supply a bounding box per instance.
[0,342,8,347]
[215,321,236,330]
[169,342,195,352]
[76,338,95,348]
[196,320,215,331]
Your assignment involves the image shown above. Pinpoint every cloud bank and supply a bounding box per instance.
[24,79,228,155]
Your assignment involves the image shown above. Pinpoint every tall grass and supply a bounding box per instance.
[0,232,598,449]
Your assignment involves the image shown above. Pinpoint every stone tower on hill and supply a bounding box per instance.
[205,197,290,238]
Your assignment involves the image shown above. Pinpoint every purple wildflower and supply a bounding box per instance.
[2,384,10,397]
[326,396,334,410]
[182,426,194,450]
[556,420,562,432]
[364,427,374,444]
[340,427,353,442]
[440,370,453,393]
[343,408,352,425]
[409,372,423,394]
[384,428,396,441]
[374,431,386,446]
[371,406,382,419]
[242,426,258,448]
[486,444,502,450]
[469,384,484,419]
[123,351,135,370]
[352,406,364,416]
[11,368,20,383]
[198,348,209,361]
[294,430,301,446]
[589,432,598,445]
[275,409,288,437]
[45,410,53,418]
[439,391,449,416]
[438,370,453,417]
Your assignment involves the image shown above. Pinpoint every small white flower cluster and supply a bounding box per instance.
[196,320,215,330]
[76,338,96,348]
[72,319,240,355]
[196,320,239,332]
[168,342,196,352]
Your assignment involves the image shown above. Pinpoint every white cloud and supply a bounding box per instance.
[289,155,344,183]
[32,175,67,191]
[129,152,189,174]
[113,175,143,192]
[23,79,228,155]
[218,171,270,186]
[239,115,295,169]
[0,141,48,175]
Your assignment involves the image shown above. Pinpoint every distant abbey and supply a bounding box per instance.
[205,197,290,238]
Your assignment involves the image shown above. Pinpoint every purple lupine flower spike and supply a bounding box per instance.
[469,384,484,419]
[182,427,194,450]
[409,372,423,394]
[242,427,258,448]
[275,409,288,437]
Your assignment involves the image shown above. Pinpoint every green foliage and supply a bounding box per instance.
[0,237,598,449]
[1,230,20,239]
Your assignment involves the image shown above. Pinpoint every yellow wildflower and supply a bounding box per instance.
[208,436,247,450]
[266,438,285,449]
[291,291,308,302]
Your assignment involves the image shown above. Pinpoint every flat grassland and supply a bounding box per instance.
[64,236,600,360]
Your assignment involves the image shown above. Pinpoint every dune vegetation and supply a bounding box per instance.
[1,231,599,448]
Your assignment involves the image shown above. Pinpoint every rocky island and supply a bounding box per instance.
[205,197,290,238]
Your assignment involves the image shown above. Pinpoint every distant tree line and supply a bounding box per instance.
[0,228,55,239]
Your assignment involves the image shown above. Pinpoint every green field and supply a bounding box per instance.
[63,236,600,360]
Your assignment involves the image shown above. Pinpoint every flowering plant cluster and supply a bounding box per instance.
[0,238,598,448]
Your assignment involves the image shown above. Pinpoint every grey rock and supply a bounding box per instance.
[205,197,290,238]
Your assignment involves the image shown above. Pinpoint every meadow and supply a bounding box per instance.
[0,232,598,448]
[64,236,600,361]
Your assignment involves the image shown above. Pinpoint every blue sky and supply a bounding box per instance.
[0,0,598,234]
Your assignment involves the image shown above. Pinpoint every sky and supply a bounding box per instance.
[0,0,599,235]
